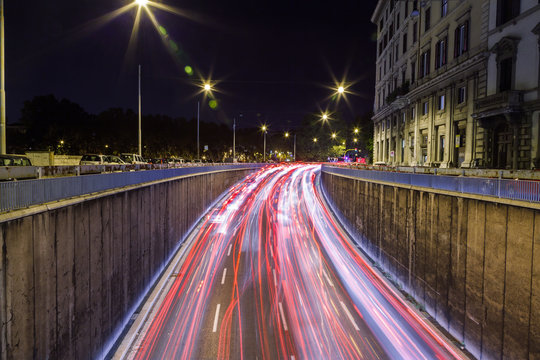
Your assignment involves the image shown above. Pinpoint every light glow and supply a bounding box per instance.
[135,0,149,7]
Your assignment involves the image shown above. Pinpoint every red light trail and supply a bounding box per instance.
[119,164,465,360]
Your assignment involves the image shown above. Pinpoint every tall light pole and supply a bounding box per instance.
[233,117,236,162]
[0,0,6,154]
[198,83,211,160]
[262,125,267,162]
[138,64,142,156]
[293,133,296,161]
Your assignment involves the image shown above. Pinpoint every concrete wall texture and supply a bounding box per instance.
[321,170,540,360]
[0,168,255,359]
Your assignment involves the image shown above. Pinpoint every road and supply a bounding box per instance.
[117,164,465,360]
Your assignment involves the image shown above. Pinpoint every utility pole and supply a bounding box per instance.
[0,0,6,154]
[293,134,296,162]
[263,130,266,162]
[138,65,142,157]
[197,100,200,160]
[233,117,236,162]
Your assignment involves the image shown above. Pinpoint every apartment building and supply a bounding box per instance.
[473,0,540,169]
[371,0,540,169]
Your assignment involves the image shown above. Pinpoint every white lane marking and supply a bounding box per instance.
[227,244,232,256]
[340,301,360,331]
[322,269,334,287]
[273,268,278,287]
[278,302,289,331]
[213,304,221,333]
[221,268,227,285]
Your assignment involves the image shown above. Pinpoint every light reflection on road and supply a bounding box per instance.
[128,164,463,360]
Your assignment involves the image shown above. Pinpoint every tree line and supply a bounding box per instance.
[7,94,373,162]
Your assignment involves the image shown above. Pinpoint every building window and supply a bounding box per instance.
[454,21,469,58]
[424,7,431,32]
[420,49,431,78]
[499,57,513,92]
[413,22,418,42]
[438,95,445,111]
[403,33,408,53]
[396,13,400,29]
[441,0,448,17]
[395,43,399,62]
[405,1,409,18]
[458,86,467,104]
[423,101,429,115]
[435,37,447,69]
[439,135,445,161]
[402,69,406,84]
[496,0,520,26]
[411,107,416,120]
[411,61,416,83]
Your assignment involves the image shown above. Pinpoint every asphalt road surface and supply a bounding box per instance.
[116,164,465,360]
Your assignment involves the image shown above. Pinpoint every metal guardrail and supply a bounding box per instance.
[0,164,263,213]
[322,165,540,203]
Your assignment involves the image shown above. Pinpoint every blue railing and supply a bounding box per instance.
[0,164,263,213]
[322,165,540,203]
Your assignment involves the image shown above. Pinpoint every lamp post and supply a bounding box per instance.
[262,125,267,162]
[233,117,236,162]
[0,0,6,154]
[198,83,212,160]
[285,131,296,162]
[138,65,142,156]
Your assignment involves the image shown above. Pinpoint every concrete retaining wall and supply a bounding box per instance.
[321,170,540,360]
[0,168,255,359]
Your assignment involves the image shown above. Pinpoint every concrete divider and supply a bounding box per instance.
[0,167,258,359]
[321,170,540,360]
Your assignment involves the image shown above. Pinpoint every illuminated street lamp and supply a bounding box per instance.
[354,128,359,134]
[135,0,149,6]
[353,138,358,143]
[337,86,345,94]
[284,131,296,161]
[313,137,318,143]
[197,82,212,160]
[0,0,5,154]
[321,113,329,122]
[262,125,267,162]
[331,133,337,139]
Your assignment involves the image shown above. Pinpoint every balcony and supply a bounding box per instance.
[473,91,524,117]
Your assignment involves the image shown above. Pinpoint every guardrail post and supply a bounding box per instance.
[37,167,42,179]
[497,171,502,198]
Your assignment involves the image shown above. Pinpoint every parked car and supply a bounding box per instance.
[106,155,127,165]
[120,153,146,164]
[0,154,32,166]
[80,154,109,165]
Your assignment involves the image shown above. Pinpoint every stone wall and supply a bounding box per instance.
[321,170,540,360]
[0,168,255,359]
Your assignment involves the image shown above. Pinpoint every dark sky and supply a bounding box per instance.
[6,0,377,129]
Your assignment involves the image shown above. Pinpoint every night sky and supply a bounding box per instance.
[6,0,377,129]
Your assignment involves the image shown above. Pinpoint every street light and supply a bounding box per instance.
[331,133,337,139]
[0,0,6,154]
[313,137,318,143]
[135,0,149,6]
[354,128,359,134]
[261,125,267,162]
[197,82,212,160]
[337,86,345,94]
[284,132,296,161]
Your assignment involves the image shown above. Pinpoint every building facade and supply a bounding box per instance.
[371,0,540,169]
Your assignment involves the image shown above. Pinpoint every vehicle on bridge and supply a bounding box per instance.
[120,153,146,164]
[0,154,32,166]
